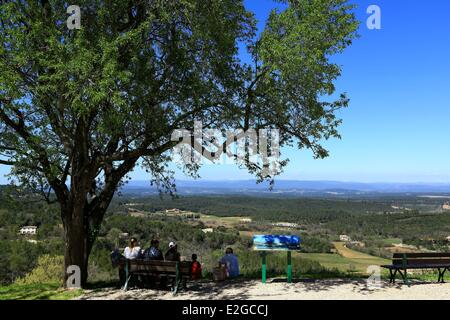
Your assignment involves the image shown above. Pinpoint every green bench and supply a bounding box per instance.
[118,258,192,294]
[381,252,450,284]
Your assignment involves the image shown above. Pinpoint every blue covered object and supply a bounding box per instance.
[252,235,301,251]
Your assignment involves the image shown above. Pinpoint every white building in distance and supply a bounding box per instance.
[165,208,181,214]
[20,226,37,235]
[339,234,351,242]
[272,222,299,228]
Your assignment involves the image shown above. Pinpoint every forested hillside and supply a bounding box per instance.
[2,187,450,286]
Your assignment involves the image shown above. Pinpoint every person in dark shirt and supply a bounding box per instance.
[164,241,181,261]
[143,239,163,261]
[220,247,240,278]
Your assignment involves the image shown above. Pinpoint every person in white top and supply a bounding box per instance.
[123,237,142,259]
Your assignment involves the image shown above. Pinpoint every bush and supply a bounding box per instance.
[87,242,116,282]
[0,240,42,285]
[221,250,328,279]
[15,255,64,285]
[301,236,332,253]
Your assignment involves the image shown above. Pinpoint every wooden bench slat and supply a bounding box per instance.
[392,258,450,266]
[393,253,450,258]
[386,264,450,268]
[130,265,176,272]
[122,259,192,276]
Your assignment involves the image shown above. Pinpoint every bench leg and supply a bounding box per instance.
[171,277,181,295]
[172,262,181,295]
[438,268,447,283]
[172,276,183,294]
[403,269,409,286]
[389,269,394,283]
[398,269,409,286]
[122,274,132,291]
[119,269,125,287]
[390,269,398,284]
[122,261,131,291]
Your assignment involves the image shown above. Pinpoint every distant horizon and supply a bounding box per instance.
[3,177,450,186]
[121,179,450,194]
[128,178,450,185]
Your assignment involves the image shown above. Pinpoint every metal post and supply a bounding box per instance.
[261,251,267,284]
[287,251,292,283]
[402,253,409,286]
[122,260,130,291]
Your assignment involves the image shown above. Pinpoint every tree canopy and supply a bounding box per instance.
[0,0,359,286]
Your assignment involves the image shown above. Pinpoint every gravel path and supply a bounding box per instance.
[77,279,450,300]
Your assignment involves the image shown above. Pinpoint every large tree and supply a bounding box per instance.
[0,0,358,287]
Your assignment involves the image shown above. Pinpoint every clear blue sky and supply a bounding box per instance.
[1,0,449,184]
[177,0,450,183]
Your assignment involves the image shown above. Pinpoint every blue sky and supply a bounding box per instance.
[1,0,449,184]
[177,0,450,183]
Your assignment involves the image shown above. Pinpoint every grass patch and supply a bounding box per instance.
[0,282,83,300]
[332,242,390,268]
[380,238,403,245]
[300,247,390,275]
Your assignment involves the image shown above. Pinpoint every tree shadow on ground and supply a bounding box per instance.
[78,278,254,300]
[272,277,441,296]
[77,277,445,300]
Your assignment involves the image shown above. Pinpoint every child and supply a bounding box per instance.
[191,254,202,280]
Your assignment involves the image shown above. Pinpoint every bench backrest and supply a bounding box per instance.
[120,259,192,275]
[392,253,450,266]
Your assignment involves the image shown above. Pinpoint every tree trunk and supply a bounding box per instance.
[60,140,124,288]
[62,202,107,288]
[63,206,90,288]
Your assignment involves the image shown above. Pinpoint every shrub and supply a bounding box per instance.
[15,255,64,285]
[301,236,332,253]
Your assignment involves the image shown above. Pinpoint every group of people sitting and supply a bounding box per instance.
[123,237,239,279]
[124,238,179,261]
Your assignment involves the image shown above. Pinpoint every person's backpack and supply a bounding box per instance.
[212,263,227,282]
[110,249,123,268]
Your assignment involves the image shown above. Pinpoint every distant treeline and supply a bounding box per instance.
[110,195,393,223]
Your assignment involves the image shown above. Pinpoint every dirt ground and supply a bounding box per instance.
[77,278,450,300]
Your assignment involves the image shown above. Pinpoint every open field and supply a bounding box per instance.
[198,214,252,229]
[294,242,390,274]
[380,238,403,245]
[299,253,370,274]
[330,242,390,273]
[333,242,387,261]
[198,215,392,275]
[385,244,421,254]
